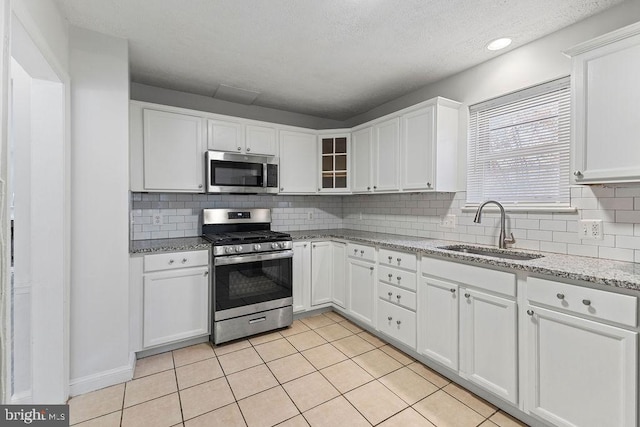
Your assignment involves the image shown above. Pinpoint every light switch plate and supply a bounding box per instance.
[578,219,603,240]
[441,214,456,229]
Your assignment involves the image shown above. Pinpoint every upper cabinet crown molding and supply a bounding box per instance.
[564,21,640,57]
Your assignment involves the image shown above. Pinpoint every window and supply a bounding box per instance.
[466,77,571,209]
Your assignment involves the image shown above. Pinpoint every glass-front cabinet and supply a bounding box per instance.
[319,133,350,192]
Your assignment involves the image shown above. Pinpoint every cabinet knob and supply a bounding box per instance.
[582,299,591,306]
[396,276,401,281]
[397,257,401,263]
[396,294,401,300]
[367,187,371,190]
[369,266,374,271]
[388,291,393,297]
[527,309,534,316]
[573,170,583,178]
[396,320,401,325]
[313,244,316,248]
[450,288,456,293]
[426,182,431,188]
[280,187,284,191]
[388,316,392,321]
[204,271,209,276]
[246,147,251,152]
[354,249,358,254]
[388,273,392,279]
[388,256,392,262]
[237,146,242,151]
[182,258,187,263]
[198,184,203,188]
[168,259,174,264]
[464,293,470,298]
[373,186,377,189]
[556,293,565,300]
[303,244,307,247]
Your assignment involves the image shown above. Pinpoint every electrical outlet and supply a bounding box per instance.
[307,211,313,220]
[441,214,456,229]
[578,219,603,240]
[152,214,164,226]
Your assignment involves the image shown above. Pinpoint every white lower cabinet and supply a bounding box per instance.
[347,256,376,326]
[139,250,210,349]
[377,299,416,348]
[332,242,347,308]
[459,288,517,404]
[418,277,458,370]
[292,242,311,313]
[311,241,333,306]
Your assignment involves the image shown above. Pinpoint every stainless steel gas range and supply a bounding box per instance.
[202,208,293,344]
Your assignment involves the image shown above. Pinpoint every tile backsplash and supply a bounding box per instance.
[131,184,640,262]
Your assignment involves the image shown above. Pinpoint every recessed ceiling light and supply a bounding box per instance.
[486,38,512,51]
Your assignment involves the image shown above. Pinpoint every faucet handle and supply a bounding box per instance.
[504,233,516,245]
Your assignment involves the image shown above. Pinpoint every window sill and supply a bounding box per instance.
[461,205,577,214]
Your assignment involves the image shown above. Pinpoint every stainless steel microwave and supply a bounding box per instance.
[206,151,278,193]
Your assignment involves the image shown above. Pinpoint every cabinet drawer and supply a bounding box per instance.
[527,277,638,328]
[347,243,376,262]
[377,299,416,349]
[378,265,417,291]
[378,282,416,311]
[144,250,209,272]
[422,257,516,297]
[379,248,417,271]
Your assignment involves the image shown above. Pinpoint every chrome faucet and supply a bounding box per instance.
[473,200,516,249]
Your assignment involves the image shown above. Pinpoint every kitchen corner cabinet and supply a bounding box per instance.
[292,242,311,313]
[207,119,277,156]
[347,243,377,326]
[400,100,460,192]
[525,276,638,427]
[130,105,205,192]
[134,250,210,350]
[279,130,318,194]
[567,22,640,184]
[318,134,350,193]
[331,242,347,308]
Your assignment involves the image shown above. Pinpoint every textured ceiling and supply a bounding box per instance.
[55,0,624,120]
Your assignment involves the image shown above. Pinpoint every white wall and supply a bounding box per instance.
[68,27,131,395]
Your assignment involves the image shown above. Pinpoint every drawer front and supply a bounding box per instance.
[378,282,416,311]
[378,265,417,291]
[422,257,516,297]
[377,299,416,349]
[144,250,209,272]
[347,243,376,262]
[528,277,638,327]
[379,248,417,272]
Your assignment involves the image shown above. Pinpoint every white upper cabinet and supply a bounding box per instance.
[134,107,205,193]
[351,127,373,193]
[318,133,350,193]
[373,118,400,192]
[279,130,318,194]
[208,119,277,156]
[567,22,640,184]
[400,100,459,192]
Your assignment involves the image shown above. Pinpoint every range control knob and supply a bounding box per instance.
[235,246,243,252]
[254,244,262,251]
[225,246,234,253]
[271,242,278,249]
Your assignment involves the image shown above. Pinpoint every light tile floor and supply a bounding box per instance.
[68,311,529,427]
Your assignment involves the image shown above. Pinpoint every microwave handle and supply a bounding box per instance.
[263,163,268,188]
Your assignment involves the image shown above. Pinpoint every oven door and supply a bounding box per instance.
[213,250,293,320]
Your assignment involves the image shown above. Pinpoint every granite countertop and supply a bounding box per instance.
[130,237,212,254]
[288,229,640,292]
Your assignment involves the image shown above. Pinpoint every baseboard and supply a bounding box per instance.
[68,353,135,397]
[11,390,32,404]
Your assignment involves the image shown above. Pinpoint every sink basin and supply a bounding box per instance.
[438,245,543,261]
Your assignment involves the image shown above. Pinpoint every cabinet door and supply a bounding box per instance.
[351,127,372,192]
[373,118,400,191]
[246,125,277,155]
[526,305,638,427]
[418,277,458,370]
[292,242,311,313]
[207,119,243,153]
[143,267,209,348]
[572,33,640,183]
[143,109,204,192]
[279,130,318,193]
[347,258,376,326]
[460,288,517,404]
[311,242,332,305]
[319,135,350,192]
[331,242,347,308]
[401,107,435,191]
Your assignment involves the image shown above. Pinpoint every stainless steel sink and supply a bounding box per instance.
[438,245,543,261]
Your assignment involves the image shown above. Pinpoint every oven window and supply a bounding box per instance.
[214,256,292,311]
[211,161,263,187]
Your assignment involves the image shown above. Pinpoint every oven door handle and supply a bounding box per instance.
[214,250,294,266]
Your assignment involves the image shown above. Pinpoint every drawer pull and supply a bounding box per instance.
[396,320,402,325]
[388,292,393,297]
[369,266,374,271]
[396,276,401,281]
[582,299,591,306]
[387,316,392,321]
[388,273,393,279]
[388,256,392,262]
[360,250,364,255]
[204,271,209,276]
[527,309,534,316]
[556,293,565,300]
[464,293,471,298]
[249,317,266,324]
[168,259,175,264]
[354,249,358,254]
[182,258,187,263]
[450,288,456,293]
[397,258,401,263]
[396,294,401,300]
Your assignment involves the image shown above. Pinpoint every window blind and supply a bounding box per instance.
[466,77,571,208]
